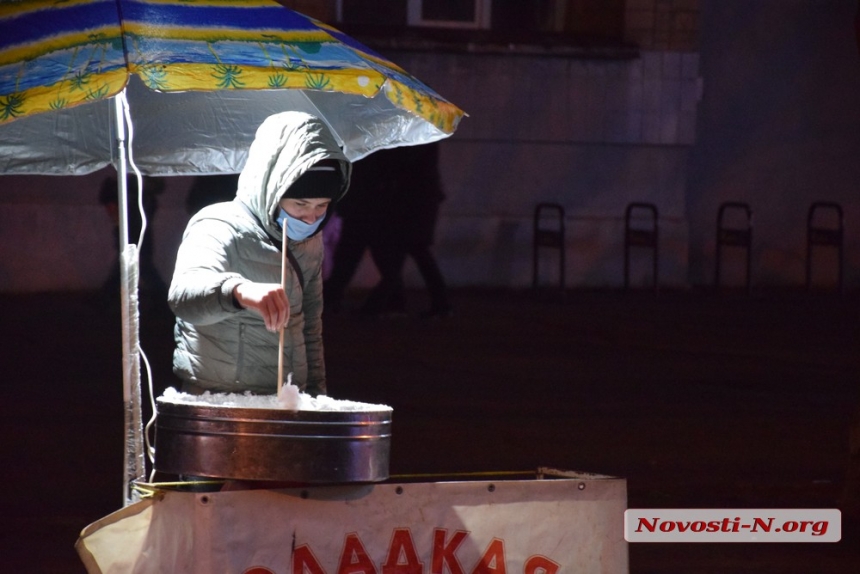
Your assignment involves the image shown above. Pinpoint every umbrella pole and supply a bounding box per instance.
[113,94,145,507]
[277,223,288,399]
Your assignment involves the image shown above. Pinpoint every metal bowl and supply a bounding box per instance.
[154,400,391,483]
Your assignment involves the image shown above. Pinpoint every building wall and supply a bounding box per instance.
[0,171,193,294]
[7,2,856,294]
[0,0,709,293]
[0,33,704,293]
[625,0,700,51]
[382,48,701,289]
[687,0,860,289]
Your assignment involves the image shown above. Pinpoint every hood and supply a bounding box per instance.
[236,111,351,240]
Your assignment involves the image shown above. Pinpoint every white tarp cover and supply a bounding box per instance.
[76,472,628,574]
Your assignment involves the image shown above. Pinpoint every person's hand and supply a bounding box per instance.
[233,282,290,332]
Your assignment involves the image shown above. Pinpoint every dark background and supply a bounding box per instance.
[1,287,858,572]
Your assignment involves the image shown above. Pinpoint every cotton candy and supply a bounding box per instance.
[158,387,391,412]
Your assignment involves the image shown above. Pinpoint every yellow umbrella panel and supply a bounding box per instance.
[0,0,464,138]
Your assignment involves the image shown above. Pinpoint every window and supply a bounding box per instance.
[406,0,491,29]
[334,0,628,50]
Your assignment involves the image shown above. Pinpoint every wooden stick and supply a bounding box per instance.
[277,222,288,399]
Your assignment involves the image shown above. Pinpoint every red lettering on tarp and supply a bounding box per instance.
[294,545,327,574]
[432,529,467,574]
[244,568,276,574]
[338,534,378,574]
[471,539,506,574]
[293,529,562,574]
[382,528,423,574]
[523,556,559,574]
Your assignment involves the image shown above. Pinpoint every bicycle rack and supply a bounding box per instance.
[532,202,565,292]
[624,202,659,293]
[806,201,843,293]
[715,202,752,294]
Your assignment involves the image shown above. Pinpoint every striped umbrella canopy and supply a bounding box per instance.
[0,0,464,174]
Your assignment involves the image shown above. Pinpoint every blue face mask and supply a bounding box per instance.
[277,208,324,241]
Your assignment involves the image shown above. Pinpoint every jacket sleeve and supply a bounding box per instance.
[168,217,248,326]
[301,260,326,396]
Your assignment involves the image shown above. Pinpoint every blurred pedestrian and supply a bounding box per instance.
[98,174,168,300]
[322,149,399,314]
[397,143,451,319]
[324,143,451,319]
[185,173,240,215]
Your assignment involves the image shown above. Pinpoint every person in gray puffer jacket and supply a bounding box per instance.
[169,112,351,396]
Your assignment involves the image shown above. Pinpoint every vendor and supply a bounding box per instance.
[168,111,351,396]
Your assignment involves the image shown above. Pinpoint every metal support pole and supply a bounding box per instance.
[113,93,144,507]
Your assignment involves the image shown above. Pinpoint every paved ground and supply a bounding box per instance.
[1,287,859,572]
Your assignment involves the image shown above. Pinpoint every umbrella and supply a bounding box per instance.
[0,0,464,172]
[0,0,464,506]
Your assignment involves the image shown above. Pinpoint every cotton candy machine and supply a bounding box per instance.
[154,390,392,483]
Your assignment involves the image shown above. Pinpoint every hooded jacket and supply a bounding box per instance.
[168,112,350,395]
